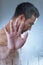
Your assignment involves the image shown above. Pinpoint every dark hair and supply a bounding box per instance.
[13,2,40,19]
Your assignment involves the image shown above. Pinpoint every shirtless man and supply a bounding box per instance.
[0,2,39,65]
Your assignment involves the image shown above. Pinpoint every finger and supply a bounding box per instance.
[13,18,19,32]
[18,22,25,36]
[10,20,13,33]
[4,27,9,36]
[22,32,28,43]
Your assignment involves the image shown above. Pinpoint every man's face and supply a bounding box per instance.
[22,15,36,32]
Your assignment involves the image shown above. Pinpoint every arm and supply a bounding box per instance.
[0,19,28,59]
[0,46,11,59]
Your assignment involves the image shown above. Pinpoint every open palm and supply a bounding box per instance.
[4,19,28,50]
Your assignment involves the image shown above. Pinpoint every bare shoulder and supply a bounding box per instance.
[0,27,7,46]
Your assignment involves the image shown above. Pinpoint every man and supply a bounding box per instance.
[0,2,39,65]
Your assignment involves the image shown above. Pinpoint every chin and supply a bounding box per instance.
[28,28,31,30]
[28,26,32,30]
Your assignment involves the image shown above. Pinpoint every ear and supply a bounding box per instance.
[18,15,25,22]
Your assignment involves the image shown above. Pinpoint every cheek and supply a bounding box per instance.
[23,24,29,30]
[24,23,32,30]
[24,23,30,28]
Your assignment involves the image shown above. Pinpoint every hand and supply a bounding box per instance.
[4,19,28,50]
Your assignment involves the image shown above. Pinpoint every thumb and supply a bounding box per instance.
[20,32,28,48]
[22,32,28,43]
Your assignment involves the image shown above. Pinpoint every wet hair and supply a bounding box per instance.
[13,2,40,19]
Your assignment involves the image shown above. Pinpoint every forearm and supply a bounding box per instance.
[0,46,11,59]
